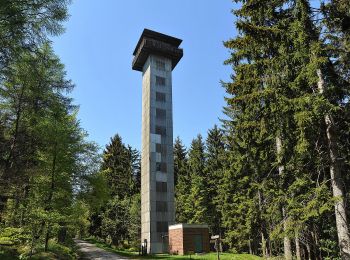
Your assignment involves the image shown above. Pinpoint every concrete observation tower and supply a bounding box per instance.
[132,29,183,253]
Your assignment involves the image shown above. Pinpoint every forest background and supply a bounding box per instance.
[0,1,349,260]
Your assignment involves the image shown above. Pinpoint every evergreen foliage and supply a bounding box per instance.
[86,134,141,248]
[205,125,225,236]
[221,0,350,258]
[174,137,190,223]
[1,1,349,259]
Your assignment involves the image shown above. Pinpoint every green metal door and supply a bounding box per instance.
[194,234,203,253]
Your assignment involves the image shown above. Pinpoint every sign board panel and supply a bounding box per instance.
[211,235,220,239]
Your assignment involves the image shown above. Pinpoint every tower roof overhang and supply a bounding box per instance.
[132,29,183,71]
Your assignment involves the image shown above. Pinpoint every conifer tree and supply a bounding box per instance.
[174,137,189,223]
[174,136,187,187]
[223,0,349,258]
[187,135,208,224]
[101,134,130,199]
[292,1,350,257]
[205,125,225,235]
[223,1,297,257]
[89,134,141,246]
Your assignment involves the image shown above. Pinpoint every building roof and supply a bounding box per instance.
[169,223,209,230]
[132,29,182,55]
[132,29,183,71]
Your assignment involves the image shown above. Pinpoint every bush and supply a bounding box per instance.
[0,227,28,246]
[16,239,77,260]
[0,246,19,260]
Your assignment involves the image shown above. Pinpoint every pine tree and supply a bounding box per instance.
[205,125,225,236]
[101,134,130,199]
[320,2,350,257]
[89,134,141,246]
[289,1,350,257]
[187,135,208,224]
[174,137,189,223]
[126,146,141,195]
[223,1,297,257]
[223,0,349,258]
[174,136,187,187]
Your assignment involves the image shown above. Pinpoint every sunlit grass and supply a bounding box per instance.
[84,238,262,260]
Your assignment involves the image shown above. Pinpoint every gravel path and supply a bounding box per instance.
[75,239,132,260]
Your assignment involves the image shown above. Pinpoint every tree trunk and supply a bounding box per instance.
[268,239,272,258]
[248,237,253,255]
[47,142,57,207]
[306,241,311,260]
[261,232,268,258]
[43,142,57,252]
[312,224,322,260]
[295,232,301,260]
[258,190,268,258]
[282,207,292,260]
[4,84,26,177]
[276,136,293,260]
[317,69,350,259]
[44,224,50,252]
[58,226,67,243]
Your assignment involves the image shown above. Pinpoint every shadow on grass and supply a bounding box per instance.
[82,238,262,260]
[84,238,193,259]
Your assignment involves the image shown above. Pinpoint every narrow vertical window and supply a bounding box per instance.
[156,92,166,102]
[156,144,167,156]
[155,125,166,136]
[156,162,167,172]
[156,60,166,71]
[156,108,166,120]
[156,221,168,232]
[156,201,168,212]
[156,76,166,86]
[156,182,167,192]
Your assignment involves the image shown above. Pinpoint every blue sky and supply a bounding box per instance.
[52,1,237,151]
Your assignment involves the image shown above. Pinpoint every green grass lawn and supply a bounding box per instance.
[85,238,261,260]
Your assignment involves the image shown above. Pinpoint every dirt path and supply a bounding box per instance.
[74,239,132,260]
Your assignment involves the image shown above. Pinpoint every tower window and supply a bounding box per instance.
[156,92,166,102]
[156,162,167,172]
[155,125,166,136]
[156,108,166,120]
[156,143,167,157]
[156,221,168,233]
[156,60,166,71]
[156,182,167,192]
[156,76,166,86]
[156,201,168,212]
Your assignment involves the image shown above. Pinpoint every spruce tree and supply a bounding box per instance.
[174,137,189,223]
[174,136,187,187]
[89,134,141,246]
[223,0,298,257]
[101,134,130,199]
[223,0,349,258]
[293,1,350,257]
[205,125,225,236]
[187,135,208,224]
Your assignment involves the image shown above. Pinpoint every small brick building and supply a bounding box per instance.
[169,224,210,255]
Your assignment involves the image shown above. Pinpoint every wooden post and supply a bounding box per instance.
[211,235,220,260]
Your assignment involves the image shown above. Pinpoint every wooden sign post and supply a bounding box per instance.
[211,235,220,260]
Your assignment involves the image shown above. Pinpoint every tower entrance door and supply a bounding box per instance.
[194,234,203,253]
